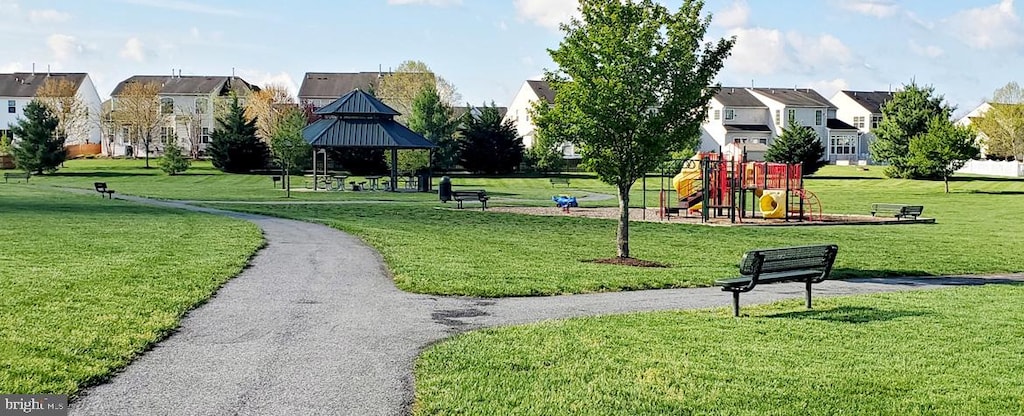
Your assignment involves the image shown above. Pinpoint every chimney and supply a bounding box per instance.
[31,63,35,75]
[47,64,51,75]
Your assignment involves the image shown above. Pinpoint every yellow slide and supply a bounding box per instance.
[760,190,786,219]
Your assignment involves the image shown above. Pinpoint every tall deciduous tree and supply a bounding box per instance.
[35,77,91,145]
[408,86,457,170]
[113,81,165,167]
[245,84,294,142]
[10,101,66,174]
[909,117,979,193]
[270,107,311,197]
[973,82,1024,161]
[870,81,953,178]
[538,0,734,259]
[377,60,460,123]
[527,100,568,173]
[208,96,269,173]
[765,118,826,175]
[458,104,523,175]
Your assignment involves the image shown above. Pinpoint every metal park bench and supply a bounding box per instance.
[714,244,839,317]
[871,203,924,220]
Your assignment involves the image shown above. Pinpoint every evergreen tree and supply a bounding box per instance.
[407,87,457,170]
[458,104,523,175]
[10,101,66,174]
[765,118,826,175]
[870,82,952,178]
[909,116,979,193]
[208,96,269,173]
[159,135,190,175]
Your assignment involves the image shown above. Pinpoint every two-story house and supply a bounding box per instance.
[830,90,893,163]
[503,80,580,160]
[109,74,258,157]
[298,72,383,110]
[0,72,102,145]
[748,88,859,164]
[699,87,773,159]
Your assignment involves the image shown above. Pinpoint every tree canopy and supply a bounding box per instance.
[972,82,1024,161]
[208,96,269,173]
[269,107,311,197]
[870,81,953,178]
[112,81,165,167]
[765,118,826,175]
[458,104,523,175]
[909,117,979,193]
[537,0,734,258]
[408,87,457,171]
[10,101,66,174]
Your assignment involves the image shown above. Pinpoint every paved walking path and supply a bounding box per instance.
[70,195,1024,415]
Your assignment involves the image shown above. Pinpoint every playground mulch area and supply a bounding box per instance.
[488,207,934,226]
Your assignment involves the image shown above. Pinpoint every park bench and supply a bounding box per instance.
[452,190,489,210]
[871,203,924,220]
[3,172,30,183]
[94,182,115,199]
[714,244,839,317]
[549,177,570,187]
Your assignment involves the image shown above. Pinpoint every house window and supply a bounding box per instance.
[787,109,796,123]
[160,98,174,115]
[713,109,721,120]
[830,135,856,155]
[815,110,823,126]
[853,116,865,129]
[871,115,882,129]
[733,137,747,144]
[120,125,131,142]
[0,129,11,141]
[160,126,174,142]
[195,97,209,115]
[724,108,735,121]
[201,127,210,144]
[774,110,781,125]
[7,100,15,113]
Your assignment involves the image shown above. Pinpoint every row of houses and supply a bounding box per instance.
[504,80,895,164]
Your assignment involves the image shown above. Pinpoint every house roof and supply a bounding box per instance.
[526,80,555,104]
[302,118,436,149]
[827,118,858,130]
[715,88,766,107]
[110,75,256,96]
[724,124,773,133]
[751,88,832,107]
[299,72,382,100]
[839,90,893,114]
[314,89,400,117]
[0,73,87,97]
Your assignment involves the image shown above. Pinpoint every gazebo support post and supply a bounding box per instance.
[312,148,318,191]
[390,148,399,193]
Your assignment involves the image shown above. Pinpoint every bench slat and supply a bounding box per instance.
[738,245,835,275]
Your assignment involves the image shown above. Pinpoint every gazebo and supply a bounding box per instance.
[302,89,436,191]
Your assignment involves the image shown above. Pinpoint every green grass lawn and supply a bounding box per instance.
[0,186,262,395]
[415,284,1024,415]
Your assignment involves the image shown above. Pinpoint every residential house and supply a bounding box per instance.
[109,74,258,157]
[748,88,859,164]
[298,72,383,110]
[0,72,102,145]
[503,80,580,160]
[699,87,773,159]
[830,90,893,163]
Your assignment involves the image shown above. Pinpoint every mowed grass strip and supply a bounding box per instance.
[414,284,1024,415]
[0,186,262,395]
[216,176,1024,296]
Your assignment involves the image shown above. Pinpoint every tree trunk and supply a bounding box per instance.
[144,135,151,168]
[944,175,949,193]
[616,183,631,258]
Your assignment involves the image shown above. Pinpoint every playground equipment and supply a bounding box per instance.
[553,195,579,213]
[660,151,822,223]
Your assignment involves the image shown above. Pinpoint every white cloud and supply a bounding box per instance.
[47,34,87,61]
[949,0,1022,49]
[807,78,849,99]
[727,27,787,74]
[908,40,944,58]
[119,37,149,62]
[1,62,26,72]
[514,0,578,30]
[115,0,244,17]
[29,9,70,23]
[714,1,749,29]
[788,33,853,69]
[386,0,462,5]
[238,70,299,99]
[0,0,19,14]
[839,0,899,18]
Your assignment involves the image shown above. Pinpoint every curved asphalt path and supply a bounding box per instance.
[70,195,1024,415]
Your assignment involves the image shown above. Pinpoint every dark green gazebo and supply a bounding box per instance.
[302,89,436,191]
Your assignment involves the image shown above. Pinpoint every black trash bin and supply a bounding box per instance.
[418,172,432,192]
[438,176,452,202]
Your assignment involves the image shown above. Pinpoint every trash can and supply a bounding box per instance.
[438,176,452,202]
[418,172,432,193]
[124,145,133,157]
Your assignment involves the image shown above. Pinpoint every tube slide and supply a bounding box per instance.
[759,190,786,219]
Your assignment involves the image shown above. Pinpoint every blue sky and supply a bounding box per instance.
[1,0,1020,115]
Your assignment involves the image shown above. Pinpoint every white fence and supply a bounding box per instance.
[956,160,1024,178]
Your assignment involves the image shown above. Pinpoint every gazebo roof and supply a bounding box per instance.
[313,89,400,117]
[303,118,436,149]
